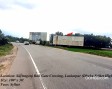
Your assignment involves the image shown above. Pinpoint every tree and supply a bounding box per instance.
[84,34,111,49]
[0,29,8,45]
[74,33,83,36]
[55,31,63,36]
[0,29,4,39]
[19,37,29,43]
[49,34,54,44]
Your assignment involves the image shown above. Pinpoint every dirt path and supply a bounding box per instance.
[0,46,18,75]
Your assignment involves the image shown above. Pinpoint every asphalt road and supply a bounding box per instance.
[1,43,112,89]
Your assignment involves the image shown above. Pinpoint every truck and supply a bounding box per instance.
[29,32,47,44]
[53,35,84,46]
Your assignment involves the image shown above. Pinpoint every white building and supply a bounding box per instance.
[29,32,47,42]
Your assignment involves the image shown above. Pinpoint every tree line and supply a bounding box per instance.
[84,34,111,48]
[0,29,28,45]
[6,35,29,43]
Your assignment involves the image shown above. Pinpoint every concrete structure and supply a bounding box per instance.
[29,32,47,42]
[53,35,84,46]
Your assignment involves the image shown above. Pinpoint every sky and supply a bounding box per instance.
[0,0,112,39]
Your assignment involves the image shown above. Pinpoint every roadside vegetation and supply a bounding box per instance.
[0,44,13,56]
[66,47,112,58]
[0,29,29,56]
[0,29,13,56]
[53,46,112,58]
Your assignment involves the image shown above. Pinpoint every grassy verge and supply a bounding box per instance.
[0,44,13,56]
[53,46,112,58]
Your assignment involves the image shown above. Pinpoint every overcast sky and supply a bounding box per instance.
[0,0,112,38]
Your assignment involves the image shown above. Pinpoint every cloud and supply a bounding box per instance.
[0,0,112,39]
[0,0,12,9]
[0,0,35,9]
[14,1,35,9]
[0,4,9,9]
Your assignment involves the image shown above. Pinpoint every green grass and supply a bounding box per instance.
[53,46,112,58]
[0,44,13,56]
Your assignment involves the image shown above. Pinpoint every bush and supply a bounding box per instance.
[0,30,8,45]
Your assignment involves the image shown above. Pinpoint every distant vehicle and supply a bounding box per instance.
[35,41,40,45]
[16,40,19,43]
[24,41,29,45]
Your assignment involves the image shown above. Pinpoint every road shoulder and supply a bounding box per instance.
[0,45,18,75]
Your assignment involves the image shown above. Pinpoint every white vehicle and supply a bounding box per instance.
[16,40,19,43]
[35,41,40,45]
[24,41,29,45]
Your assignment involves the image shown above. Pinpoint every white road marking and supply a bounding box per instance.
[23,46,47,89]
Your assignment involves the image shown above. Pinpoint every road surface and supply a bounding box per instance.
[1,43,112,89]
